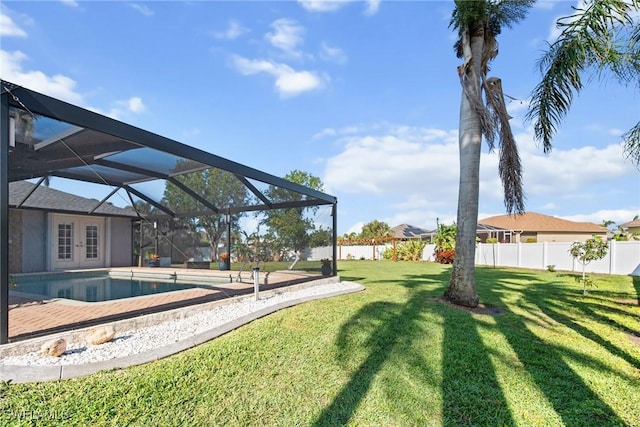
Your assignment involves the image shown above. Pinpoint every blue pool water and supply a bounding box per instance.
[11,274,219,303]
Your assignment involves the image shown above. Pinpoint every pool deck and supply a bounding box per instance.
[7,267,323,341]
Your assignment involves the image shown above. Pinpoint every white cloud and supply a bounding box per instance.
[127,96,146,113]
[92,96,146,120]
[319,42,347,64]
[519,140,635,196]
[266,18,305,57]
[313,127,337,139]
[0,50,84,105]
[297,0,381,15]
[1,49,147,120]
[560,209,639,225]
[534,0,559,10]
[128,3,154,17]
[322,122,638,230]
[213,19,249,40]
[363,0,381,16]
[323,126,460,197]
[0,12,27,37]
[298,0,350,13]
[230,55,325,97]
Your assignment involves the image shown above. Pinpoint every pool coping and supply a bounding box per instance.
[0,279,365,384]
[9,267,243,307]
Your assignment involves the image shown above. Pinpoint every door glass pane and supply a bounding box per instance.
[85,224,99,259]
[57,223,73,260]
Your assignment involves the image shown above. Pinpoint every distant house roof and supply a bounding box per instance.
[9,181,138,218]
[478,212,606,233]
[391,224,431,239]
[620,219,640,229]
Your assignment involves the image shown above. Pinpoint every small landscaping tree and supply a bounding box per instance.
[569,236,608,295]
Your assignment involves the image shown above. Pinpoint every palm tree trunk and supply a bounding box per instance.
[444,25,484,308]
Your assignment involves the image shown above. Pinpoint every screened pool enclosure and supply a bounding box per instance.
[1,80,338,343]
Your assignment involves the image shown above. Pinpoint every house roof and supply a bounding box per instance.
[391,224,431,239]
[620,219,640,228]
[478,212,607,233]
[9,180,137,218]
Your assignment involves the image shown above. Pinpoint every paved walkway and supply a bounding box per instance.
[8,267,319,341]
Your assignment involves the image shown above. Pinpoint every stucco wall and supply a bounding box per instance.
[536,232,607,243]
[109,217,133,267]
[20,209,47,273]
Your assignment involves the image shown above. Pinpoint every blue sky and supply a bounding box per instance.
[1,0,638,235]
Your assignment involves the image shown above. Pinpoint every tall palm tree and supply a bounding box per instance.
[445,0,534,307]
[526,0,640,165]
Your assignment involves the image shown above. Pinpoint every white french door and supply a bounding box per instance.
[52,215,105,269]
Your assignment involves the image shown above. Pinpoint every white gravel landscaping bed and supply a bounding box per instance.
[1,281,363,367]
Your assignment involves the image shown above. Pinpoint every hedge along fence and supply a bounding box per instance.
[309,240,640,276]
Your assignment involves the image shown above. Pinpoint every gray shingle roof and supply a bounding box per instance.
[391,224,431,239]
[9,181,138,218]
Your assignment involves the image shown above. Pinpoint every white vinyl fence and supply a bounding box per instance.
[309,240,640,276]
[473,241,640,276]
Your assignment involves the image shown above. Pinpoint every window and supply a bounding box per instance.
[85,224,99,259]
[57,223,73,260]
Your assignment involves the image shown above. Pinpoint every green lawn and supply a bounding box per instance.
[1,261,639,426]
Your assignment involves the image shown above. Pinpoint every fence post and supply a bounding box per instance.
[609,239,615,275]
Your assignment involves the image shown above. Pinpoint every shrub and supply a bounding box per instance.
[402,240,427,261]
[486,237,498,244]
[435,249,455,264]
[525,237,537,243]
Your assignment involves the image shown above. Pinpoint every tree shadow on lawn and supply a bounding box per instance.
[536,292,639,369]
[480,269,630,426]
[315,266,631,426]
[313,271,515,426]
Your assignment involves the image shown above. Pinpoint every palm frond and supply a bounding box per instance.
[622,122,640,167]
[484,77,525,214]
[451,0,535,58]
[526,0,639,152]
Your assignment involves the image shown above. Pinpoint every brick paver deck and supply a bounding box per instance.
[8,267,318,341]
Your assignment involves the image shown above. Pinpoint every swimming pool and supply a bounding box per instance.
[10,271,232,303]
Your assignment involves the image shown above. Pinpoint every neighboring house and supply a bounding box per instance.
[619,219,640,239]
[9,181,138,274]
[478,212,607,243]
[391,224,432,240]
